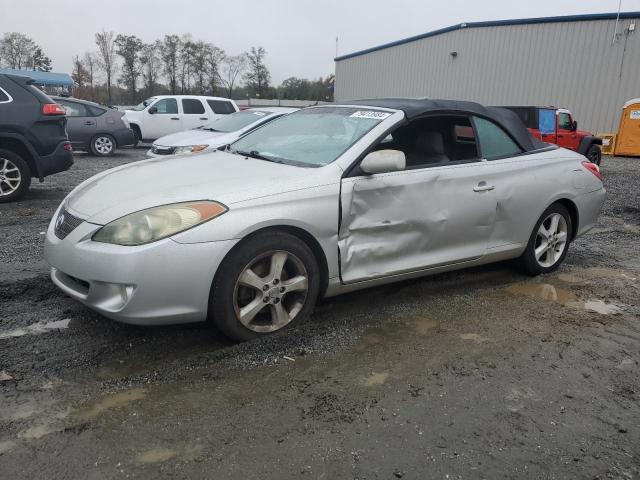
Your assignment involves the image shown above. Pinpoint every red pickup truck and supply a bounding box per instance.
[502,106,603,165]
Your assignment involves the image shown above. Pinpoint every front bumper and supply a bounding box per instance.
[44,214,238,325]
[35,141,74,179]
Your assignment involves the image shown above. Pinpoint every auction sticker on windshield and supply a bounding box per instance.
[350,111,392,120]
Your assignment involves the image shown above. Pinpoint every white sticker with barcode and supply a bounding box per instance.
[350,110,391,120]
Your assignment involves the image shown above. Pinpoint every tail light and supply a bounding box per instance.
[42,103,66,115]
[582,160,603,181]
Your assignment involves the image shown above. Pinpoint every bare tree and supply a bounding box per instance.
[179,35,196,94]
[115,34,143,102]
[161,35,181,95]
[139,41,162,97]
[83,52,96,91]
[244,46,271,97]
[0,32,36,69]
[95,30,117,104]
[219,54,247,98]
[205,45,226,95]
[71,55,89,88]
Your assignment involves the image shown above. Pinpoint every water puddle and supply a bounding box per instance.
[0,319,70,340]
[459,333,490,343]
[557,267,636,284]
[0,440,17,455]
[415,317,439,335]
[135,447,177,464]
[505,282,623,315]
[363,372,389,386]
[584,300,622,315]
[75,388,147,421]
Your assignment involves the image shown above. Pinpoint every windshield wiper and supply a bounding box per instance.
[232,150,284,163]
[202,127,219,132]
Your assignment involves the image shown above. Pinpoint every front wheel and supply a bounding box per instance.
[0,149,31,203]
[519,203,573,276]
[210,231,320,342]
[586,144,601,166]
[90,134,116,156]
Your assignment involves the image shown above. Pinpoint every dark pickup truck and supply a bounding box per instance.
[0,73,73,202]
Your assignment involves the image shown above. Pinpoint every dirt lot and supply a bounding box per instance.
[1,149,639,479]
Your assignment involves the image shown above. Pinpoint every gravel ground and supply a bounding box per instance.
[0,150,639,479]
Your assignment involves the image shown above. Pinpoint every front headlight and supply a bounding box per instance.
[92,201,227,246]
[174,144,209,155]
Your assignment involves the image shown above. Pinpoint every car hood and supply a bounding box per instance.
[154,129,228,147]
[66,151,339,225]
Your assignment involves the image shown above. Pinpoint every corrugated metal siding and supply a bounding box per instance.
[335,18,640,133]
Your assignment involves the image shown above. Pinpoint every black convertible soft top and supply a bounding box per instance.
[341,98,547,152]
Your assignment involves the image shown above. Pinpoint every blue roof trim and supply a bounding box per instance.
[335,11,640,61]
[0,68,74,87]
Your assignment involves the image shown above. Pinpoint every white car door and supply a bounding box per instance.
[181,98,210,130]
[144,98,182,139]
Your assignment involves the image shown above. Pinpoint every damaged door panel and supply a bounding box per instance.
[339,164,498,284]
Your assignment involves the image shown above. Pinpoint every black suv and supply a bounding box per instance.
[0,74,73,202]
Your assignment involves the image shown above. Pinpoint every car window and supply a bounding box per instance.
[60,101,89,117]
[182,99,205,115]
[538,109,556,134]
[231,107,389,167]
[207,100,236,114]
[558,112,572,130]
[152,98,178,114]
[0,88,10,103]
[86,104,106,117]
[131,97,157,111]
[473,116,523,160]
[369,115,479,169]
[200,110,271,133]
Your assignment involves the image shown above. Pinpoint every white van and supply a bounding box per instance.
[123,95,239,142]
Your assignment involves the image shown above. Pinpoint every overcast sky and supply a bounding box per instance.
[1,0,638,83]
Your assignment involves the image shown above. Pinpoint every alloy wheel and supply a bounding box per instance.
[94,136,114,155]
[233,250,309,333]
[534,213,568,268]
[0,157,22,197]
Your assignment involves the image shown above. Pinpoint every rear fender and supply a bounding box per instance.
[577,136,602,156]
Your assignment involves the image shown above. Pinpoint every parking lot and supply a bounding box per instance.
[1,149,639,479]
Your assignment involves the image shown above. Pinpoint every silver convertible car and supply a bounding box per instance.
[44,99,605,341]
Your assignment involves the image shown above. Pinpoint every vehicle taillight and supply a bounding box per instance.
[63,142,72,151]
[582,160,603,181]
[42,103,66,115]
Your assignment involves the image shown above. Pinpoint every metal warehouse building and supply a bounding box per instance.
[334,12,640,133]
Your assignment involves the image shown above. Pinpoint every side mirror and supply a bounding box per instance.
[148,106,157,114]
[360,149,406,175]
[571,120,578,131]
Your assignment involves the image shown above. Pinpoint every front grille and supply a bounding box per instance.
[54,208,85,240]
[151,145,176,155]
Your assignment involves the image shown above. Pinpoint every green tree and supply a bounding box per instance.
[115,34,143,102]
[30,47,51,71]
[243,46,271,97]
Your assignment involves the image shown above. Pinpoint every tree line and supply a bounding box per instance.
[75,31,334,105]
[0,32,52,72]
[0,31,334,106]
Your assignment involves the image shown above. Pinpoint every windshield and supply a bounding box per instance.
[230,107,391,167]
[200,110,271,133]
[130,97,157,111]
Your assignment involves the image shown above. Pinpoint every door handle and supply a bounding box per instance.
[84,121,95,126]
[199,117,208,120]
[170,117,179,120]
[557,134,564,138]
[473,183,495,192]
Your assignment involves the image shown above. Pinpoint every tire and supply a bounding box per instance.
[0,149,32,203]
[519,203,573,276]
[90,134,116,156]
[586,144,601,166]
[130,126,141,148]
[210,231,320,342]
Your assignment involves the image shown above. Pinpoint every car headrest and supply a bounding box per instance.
[415,131,445,155]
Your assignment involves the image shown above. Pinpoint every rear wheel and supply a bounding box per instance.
[210,231,320,342]
[586,144,601,166]
[0,149,31,203]
[519,203,572,276]
[90,134,115,156]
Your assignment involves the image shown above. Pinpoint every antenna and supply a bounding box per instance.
[612,0,622,45]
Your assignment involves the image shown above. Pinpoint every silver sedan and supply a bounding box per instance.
[44,99,605,341]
